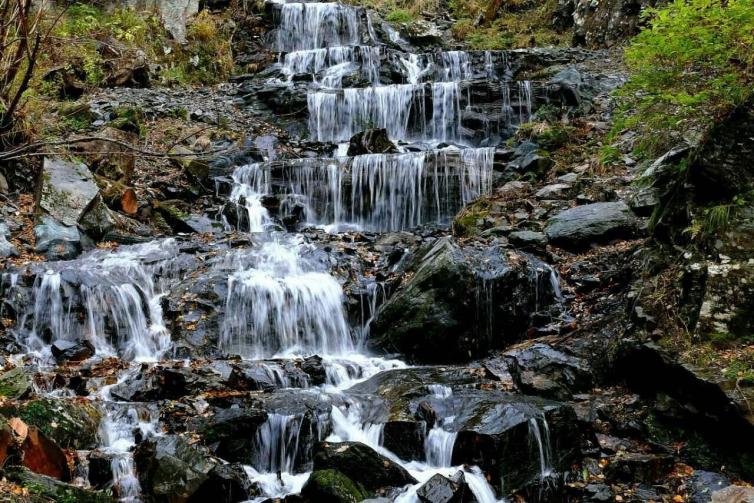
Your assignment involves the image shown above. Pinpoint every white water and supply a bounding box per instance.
[15,240,178,361]
[220,237,353,358]
[280,45,381,87]
[229,147,495,232]
[273,2,364,51]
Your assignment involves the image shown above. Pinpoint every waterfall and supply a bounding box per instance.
[280,46,381,87]
[98,404,160,502]
[220,238,353,358]
[229,148,495,232]
[16,240,177,361]
[252,413,306,473]
[528,417,554,480]
[425,427,458,467]
[273,3,363,51]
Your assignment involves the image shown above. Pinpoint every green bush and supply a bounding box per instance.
[617,0,754,157]
[385,9,415,23]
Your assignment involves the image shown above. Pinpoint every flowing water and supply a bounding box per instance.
[6,2,562,501]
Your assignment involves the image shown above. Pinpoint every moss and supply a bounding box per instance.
[304,469,370,503]
[0,367,31,399]
[3,399,103,450]
[452,198,491,238]
[385,9,415,23]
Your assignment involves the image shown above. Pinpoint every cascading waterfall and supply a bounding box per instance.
[273,2,364,52]
[220,238,354,358]
[252,413,306,473]
[529,416,554,480]
[13,240,178,361]
[280,46,381,87]
[229,148,495,232]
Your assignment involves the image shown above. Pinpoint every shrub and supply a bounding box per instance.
[385,9,415,23]
[616,0,754,157]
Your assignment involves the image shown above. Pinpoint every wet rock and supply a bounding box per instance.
[347,128,399,156]
[545,202,640,249]
[604,452,673,484]
[416,471,471,503]
[189,463,260,503]
[134,434,217,501]
[227,360,309,391]
[688,470,731,503]
[2,465,114,502]
[583,483,613,501]
[37,157,99,226]
[302,469,370,503]
[111,365,227,402]
[382,421,425,461]
[189,405,267,462]
[34,215,86,260]
[301,355,327,386]
[51,339,95,362]
[170,145,211,186]
[0,367,31,399]
[87,449,115,489]
[504,343,593,400]
[313,441,417,492]
[370,237,558,363]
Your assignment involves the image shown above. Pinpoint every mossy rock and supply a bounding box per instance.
[2,466,115,503]
[301,469,370,503]
[452,198,491,238]
[0,368,31,399]
[0,399,102,450]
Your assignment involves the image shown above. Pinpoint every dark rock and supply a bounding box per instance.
[190,405,267,462]
[382,421,425,461]
[504,343,593,400]
[51,339,95,362]
[571,0,651,48]
[509,151,554,176]
[508,230,548,251]
[688,471,731,503]
[134,435,217,501]
[347,128,399,156]
[604,452,673,483]
[583,483,613,501]
[545,202,640,249]
[416,471,472,503]
[313,441,417,491]
[189,463,260,503]
[37,157,99,226]
[370,237,559,363]
[301,355,327,386]
[302,469,370,503]
[88,450,114,489]
[5,398,103,450]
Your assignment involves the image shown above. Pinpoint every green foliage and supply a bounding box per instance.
[517,121,575,150]
[616,0,754,157]
[385,9,415,23]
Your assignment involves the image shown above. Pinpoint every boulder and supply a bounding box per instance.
[508,230,548,251]
[688,470,731,503]
[37,157,99,226]
[189,463,260,503]
[711,486,754,503]
[110,364,227,402]
[4,398,103,450]
[416,471,472,503]
[347,128,399,156]
[369,237,559,363]
[312,441,417,492]
[545,202,640,249]
[0,222,18,257]
[535,183,574,200]
[34,215,86,260]
[0,367,31,399]
[51,339,95,362]
[571,0,651,48]
[72,127,138,182]
[134,435,217,501]
[170,145,210,186]
[504,343,593,400]
[190,405,267,462]
[604,452,673,484]
[20,426,71,481]
[302,469,370,503]
[158,0,200,43]
[2,465,114,502]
